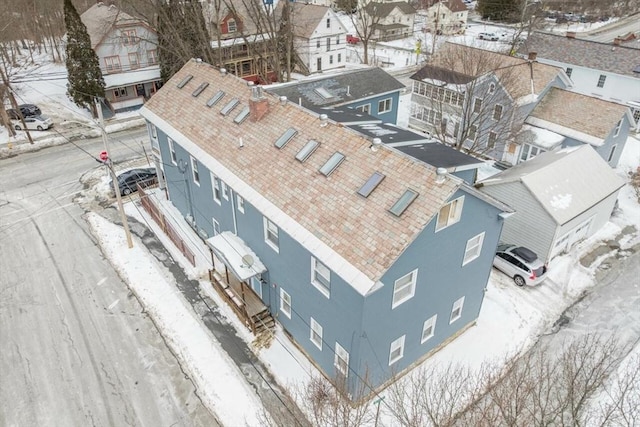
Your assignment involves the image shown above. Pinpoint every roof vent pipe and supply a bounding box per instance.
[319,113,328,127]
[251,85,263,100]
[279,95,288,105]
[195,58,203,64]
[370,138,382,152]
[435,167,447,184]
[220,68,227,76]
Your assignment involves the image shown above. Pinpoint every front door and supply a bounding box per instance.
[251,277,262,299]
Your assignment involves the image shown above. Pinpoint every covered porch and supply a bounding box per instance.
[206,232,274,336]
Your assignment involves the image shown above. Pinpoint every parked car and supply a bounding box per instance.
[13,115,53,131]
[346,34,361,44]
[112,167,158,196]
[7,104,42,120]
[493,244,548,287]
[478,32,499,41]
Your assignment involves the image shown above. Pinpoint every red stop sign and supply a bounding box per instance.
[99,151,108,162]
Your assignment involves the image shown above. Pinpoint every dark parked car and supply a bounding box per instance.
[7,104,42,120]
[493,244,548,287]
[112,167,157,196]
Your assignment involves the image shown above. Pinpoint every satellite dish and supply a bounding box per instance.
[241,254,254,268]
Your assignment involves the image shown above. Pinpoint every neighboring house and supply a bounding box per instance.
[408,43,569,164]
[275,3,347,74]
[363,1,416,41]
[203,0,277,83]
[266,67,406,124]
[517,31,640,129]
[477,145,625,263]
[80,2,162,113]
[518,87,634,167]
[423,0,468,35]
[140,59,510,395]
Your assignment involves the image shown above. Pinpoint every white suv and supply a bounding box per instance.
[493,244,548,287]
[478,32,499,41]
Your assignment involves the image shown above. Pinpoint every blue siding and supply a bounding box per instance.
[347,91,401,124]
[561,113,630,167]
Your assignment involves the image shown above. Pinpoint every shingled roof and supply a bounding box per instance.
[517,31,640,78]
[427,42,563,101]
[363,1,416,18]
[275,3,338,39]
[80,3,143,49]
[140,60,463,294]
[526,87,629,144]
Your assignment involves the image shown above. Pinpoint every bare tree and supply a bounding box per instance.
[344,0,384,65]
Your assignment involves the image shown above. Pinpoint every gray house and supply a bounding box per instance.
[266,67,406,124]
[140,59,510,395]
[477,145,625,263]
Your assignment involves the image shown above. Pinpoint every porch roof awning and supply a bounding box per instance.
[206,231,266,281]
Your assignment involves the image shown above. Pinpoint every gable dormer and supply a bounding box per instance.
[222,13,243,35]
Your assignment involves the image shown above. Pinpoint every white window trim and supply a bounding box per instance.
[279,288,291,319]
[168,137,177,165]
[378,98,392,114]
[149,123,157,139]
[462,232,485,266]
[473,97,482,113]
[263,217,279,253]
[435,196,464,232]
[211,173,221,204]
[334,342,349,377]
[222,181,229,200]
[607,144,617,162]
[421,314,437,343]
[212,218,220,236]
[392,268,418,309]
[311,257,331,298]
[237,195,245,213]
[613,119,622,137]
[310,317,323,350]
[190,156,200,186]
[450,296,465,324]
[389,335,405,365]
[492,104,503,121]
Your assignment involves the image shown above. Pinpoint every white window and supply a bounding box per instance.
[311,257,331,298]
[121,29,137,45]
[467,125,478,141]
[316,39,321,48]
[336,36,340,45]
[338,53,342,63]
[280,288,291,318]
[493,104,503,120]
[473,97,483,113]
[597,74,606,88]
[190,156,199,185]
[168,137,177,164]
[147,49,158,65]
[392,269,417,309]
[149,123,157,139]
[378,98,392,114]
[310,317,323,350]
[326,18,331,28]
[389,335,405,365]
[489,83,496,93]
[212,218,220,235]
[357,104,371,114]
[334,342,349,376]
[565,67,573,78]
[613,119,622,137]
[113,87,128,98]
[128,52,139,69]
[222,181,229,200]
[450,296,465,324]
[326,37,331,51]
[329,55,333,64]
[607,145,617,162]
[488,131,497,148]
[421,314,437,343]
[227,19,237,33]
[436,196,464,231]
[463,232,485,265]
[211,173,221,203]
[237,195,245,213]
[519,143,545,162]
[263,217,279,252]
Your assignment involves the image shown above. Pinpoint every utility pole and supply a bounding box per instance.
[0,66,33,144]
[95,97,133,248]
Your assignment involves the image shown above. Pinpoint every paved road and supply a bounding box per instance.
[579,13,640,43]
[0,130,220,426]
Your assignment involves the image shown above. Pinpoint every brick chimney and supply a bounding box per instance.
[528,51,537,61]
[613,37,622,46]
[249,86,269,122]
[566,31,576,39]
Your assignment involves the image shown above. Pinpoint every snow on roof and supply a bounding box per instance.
[478,145,625,225]
[519,124,565,149]
[103,66,161,89]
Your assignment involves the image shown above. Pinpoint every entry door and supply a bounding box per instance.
[251,277,262,299]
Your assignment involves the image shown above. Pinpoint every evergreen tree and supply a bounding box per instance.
[64,0,105,117]
[477,0,521,22]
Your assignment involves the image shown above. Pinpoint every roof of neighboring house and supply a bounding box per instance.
[364,1,416,18]
[103,65,160,89]
[395,143,485,172]
[517,124,565,150]
[478,145,625,225]
[275,3,339,39]
[203,0,262,38]
[422,42,563,101]
[266,68,406,109]
[140,59,475,295]
[526,87,629,144]
[410,64,475,85]
[425,0,467,13]
[348,122,430,145]
[80,3,143,49]
[315,107,381,125]
[517,31,640,78]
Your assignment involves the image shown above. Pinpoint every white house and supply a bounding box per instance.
[363,1,417,41]
[423,0,468,35]
[80,2,162,113]
[477,145,625,262]
[518,31,640,130]
[277,3,347,74]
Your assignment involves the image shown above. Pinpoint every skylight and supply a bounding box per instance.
[315,87,334,99]
[177,75,193,88]
[220,98,240,116]
[295,140,319,162]
[233,106,250,124]
[192,82,209,97]
[319,152,345,177]
[274,128,298,149]
[207,90,225,107]
[358,172,385,198]
[389,189,419,217]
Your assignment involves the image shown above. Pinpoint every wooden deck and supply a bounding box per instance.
[226,274,265,317]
